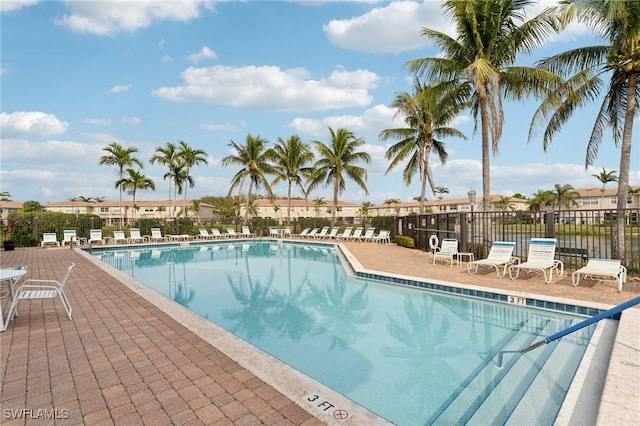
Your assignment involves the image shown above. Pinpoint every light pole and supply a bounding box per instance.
[467,189,476,214]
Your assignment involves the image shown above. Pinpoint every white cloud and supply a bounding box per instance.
[188,46,217,63]
[161,54,173,63]
[122,116,141,126]
[289,104,400,138]
[152,65,379,111]
[0,138,100,165]
[0,0,39,13]
[109,84,131,93]
[0,67,9,75]
[54,0,215,36]
[201,122,243,132]
[323,1,452,53]
[84,118,113,125]
[0,112,68,137]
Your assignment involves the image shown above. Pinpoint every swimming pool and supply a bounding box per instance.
[92,240,597,425]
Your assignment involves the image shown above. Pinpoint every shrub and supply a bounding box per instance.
[394,235,416,248]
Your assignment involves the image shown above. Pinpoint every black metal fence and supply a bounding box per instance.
[396,208,640,274]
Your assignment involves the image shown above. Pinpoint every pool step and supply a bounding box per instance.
[430,317,574,425]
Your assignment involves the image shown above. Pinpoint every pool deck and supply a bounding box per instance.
[1,241,638,425]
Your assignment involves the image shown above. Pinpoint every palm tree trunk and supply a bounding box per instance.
[615,72,636,259]
[332,179,339,226]
[479,96,492,252]
[287,182,292,226]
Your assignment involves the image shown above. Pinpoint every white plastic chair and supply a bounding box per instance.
[241,226,255,238]
[356,228,375,242]
[348,227,364,241]
[468,241,518,278]
[88,229,105,245]
[7,263,75,321]
[129,228,146,243]
[112,230,129,244]
[61,230,77,247]
[433,238,459,267]
[41,233,60,248]
[572,258,627,292]
[149,228,165,242]
[336,227,353,240]
[211,228,225,239]
[372,230,390,244]
[509,238,563,284]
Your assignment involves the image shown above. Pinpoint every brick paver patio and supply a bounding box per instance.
[0,242,638,425]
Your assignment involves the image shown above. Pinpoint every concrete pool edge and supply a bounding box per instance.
[76,247,391,426]
[337,243,640,424]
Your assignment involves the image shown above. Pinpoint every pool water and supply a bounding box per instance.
[93,241,595,425]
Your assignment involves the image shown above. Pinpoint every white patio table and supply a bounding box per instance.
[0,268,27,332]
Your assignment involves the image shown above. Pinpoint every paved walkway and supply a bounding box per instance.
[0,242,638,425]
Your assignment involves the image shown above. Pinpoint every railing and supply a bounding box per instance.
[496,296,640,368]
[397,207,640,273]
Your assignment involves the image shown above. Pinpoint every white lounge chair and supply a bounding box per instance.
[336,227,353,240]
[129,228,146,243]
[348,227,364,241]
[306,228,319,238]
[198,228,214,239]
[324,227,340,239]
[241,226,256,238]
[149,228,165,242]
[356,228,375,242]
[509,238,563,284]
[61,230,77,247]
[433,238,459,267]
[211,228,225,239]
[226,228,238,238]
[111,230,129,244]
[295,228,310,238]
[88,229,105,245]
[468,241,519,278]
[7,263,75,321]
[41,233,60,248]
[372,230,391,244]
[282,226,292,237]
[315,226,330,239]
[572,258,627,292]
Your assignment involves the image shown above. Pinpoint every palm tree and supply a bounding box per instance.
[493,195,516,212]
[528,189,555,224]
[270,135,315,225]
[222,134,276,219]
[407,0,560,212]
[380,79,468,213]
[435,186,450,200]
[312,197,326,227]
[529,0,639,258]
[592,167,618,206]
[150,142,180,218]
[307,127,371,225]
[177,140,208,218]
[358,201,372,225]
[0,192,11,201]
[115,168,156,220]
[384,198,402,216]
[550,184,579,220]
[172,162,195,218]
[99,142,143,226]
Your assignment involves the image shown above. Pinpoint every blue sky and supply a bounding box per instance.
[1,0,638,205]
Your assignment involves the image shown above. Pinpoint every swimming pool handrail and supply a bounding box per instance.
[497,296,640,368]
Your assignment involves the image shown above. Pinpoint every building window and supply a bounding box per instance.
[144,207,154,212]
[100,207,109,213]
[582,197,598,206]
[609,196,617,205]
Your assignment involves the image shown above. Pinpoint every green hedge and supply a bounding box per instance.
[394,235,415,248]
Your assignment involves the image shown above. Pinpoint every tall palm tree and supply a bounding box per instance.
[528,189,555,224]
[116,168,156,220]
[270,135,315,225]
[529,0,639,258]
[435,186,450,200]
[150,142,180,219]
[177,140,208,218]
[550,184,579,218]
[493,195,516,212]
[358,201,372,225]
[380,79,468,213]
[172,162,195,218]
[99,142,143,226]
[407,0,560,212]
[592,167,618,206]
[307,127,371,225]
[222,134,276,218]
